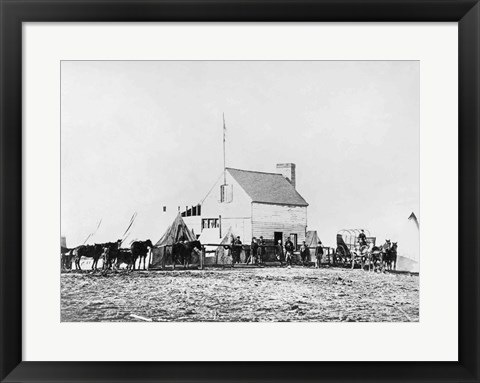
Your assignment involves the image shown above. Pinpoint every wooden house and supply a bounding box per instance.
[183,163,308,248]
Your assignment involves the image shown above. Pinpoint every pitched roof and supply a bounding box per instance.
[226,168,308,207]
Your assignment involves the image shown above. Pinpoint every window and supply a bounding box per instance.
[180,204,201,217]
[202,218,219,229]
[220,184,233,203]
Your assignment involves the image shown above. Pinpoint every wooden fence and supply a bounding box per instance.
[66,244,336,271]
[150,243,336,270]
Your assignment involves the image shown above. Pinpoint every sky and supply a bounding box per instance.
[61,61,419,250]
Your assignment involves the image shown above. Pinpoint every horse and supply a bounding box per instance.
[172,240,202,270]
[368,245,382,272]
[73,243,104,271]
[369,240,392,273]
[130,239,153,270]
[385,242,398,271]
[355,242,374,271]
[113,249,134,270]
[101,240,123,270]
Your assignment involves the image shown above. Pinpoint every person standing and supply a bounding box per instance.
[232,236,242,265]
[257,236,266,264]
[275,239,284,265]
[299,240,310,266]
[315,240,324,268]
[249,237,258,265]
[285,236,294,267]
[358,229,367,248]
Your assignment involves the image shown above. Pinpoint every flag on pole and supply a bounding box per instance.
[223,113,227,184]
[223,113,226,141]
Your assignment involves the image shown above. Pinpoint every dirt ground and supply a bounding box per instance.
[61,266,419,322]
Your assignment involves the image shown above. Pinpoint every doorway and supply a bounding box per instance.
[274,232,283,246]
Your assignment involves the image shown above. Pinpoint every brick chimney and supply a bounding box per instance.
[276,163,296,188]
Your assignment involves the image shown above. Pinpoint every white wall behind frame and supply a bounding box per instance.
[23,22,457,362]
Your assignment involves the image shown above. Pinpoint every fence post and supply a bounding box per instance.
[200,247,205,270]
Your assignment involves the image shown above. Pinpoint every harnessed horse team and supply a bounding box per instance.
[61,239,202,272]
[352,239,398,272]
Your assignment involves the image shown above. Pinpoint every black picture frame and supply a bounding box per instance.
[1,1,479,382]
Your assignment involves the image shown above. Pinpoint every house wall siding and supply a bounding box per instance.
[252,203,307,243]
[197,170,308,244]
[221,217,252,243]
[200,171,253,240]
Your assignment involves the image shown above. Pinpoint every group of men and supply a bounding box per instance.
[297,239,324,268]
[229,235,324,268]
[229,235,267,265]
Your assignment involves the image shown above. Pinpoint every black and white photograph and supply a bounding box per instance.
[60,60,420,323]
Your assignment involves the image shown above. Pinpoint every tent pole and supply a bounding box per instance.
[219,215,222,239]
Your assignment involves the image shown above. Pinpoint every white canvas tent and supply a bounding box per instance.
[396,212,420,272]
[211,227,235,265]
[150,213,196,268]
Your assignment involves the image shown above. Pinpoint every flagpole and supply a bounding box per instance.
[223,113,226,185]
